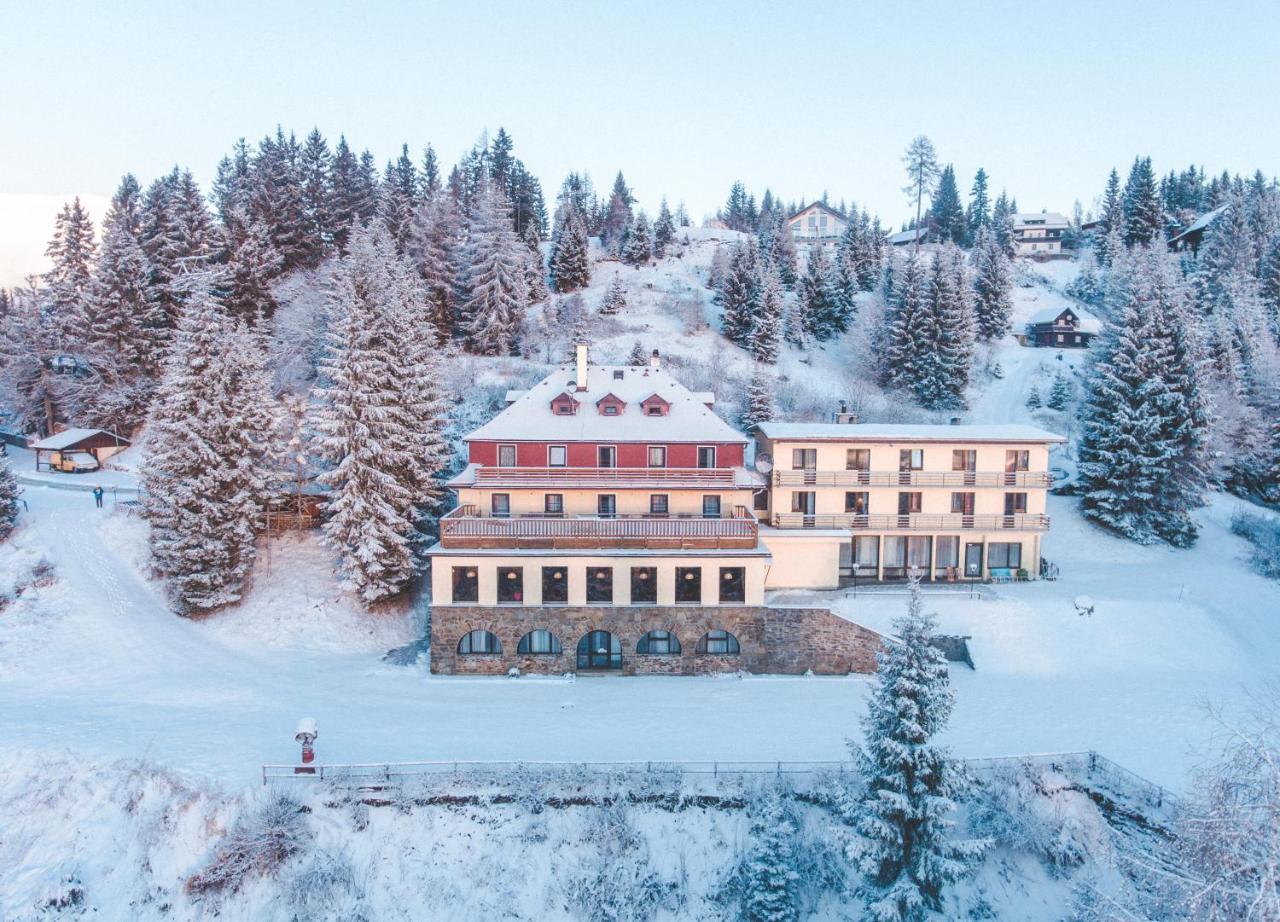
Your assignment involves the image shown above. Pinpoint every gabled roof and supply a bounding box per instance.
[468,364,744,443]
[1028,304,1102,334]
[1011,212,1070,228]
[1169,204,1230,245]
[787,201,848,224]
[595,392,625,406]
[754,422,1066,444]
[887,228,926,245]
[30,428,130,450]
[640,392,670,406]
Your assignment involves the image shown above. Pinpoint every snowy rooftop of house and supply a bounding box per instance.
[754,422,1066,443]
[1170,204,1230,243]
[1012,212,1070,228]
[1028,304,1103,334]
[29,428,129,450]
[887,228,923,245]
[786,201,848,224]
[466,361,746,443]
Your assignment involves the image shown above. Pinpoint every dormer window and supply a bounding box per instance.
[604,405,619,416]
[613,370,624,380]
[550,392,579,416]
[596,393,626,416]
[640,393,670,417]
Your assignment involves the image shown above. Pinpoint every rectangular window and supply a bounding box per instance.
[675,566,702,603]
[630,566,657,604]
[936,536,960,570]
[603,405,619,416]
[845,491,869,514]
[792,448,817,470]
[897,492,922,515]
[697,446,716,468]
[1005,450,1030,473]
[899,449,924,471]
[951,492,975,515]
[544,494,564,515]
[498,444,517,467]
[753,490,769,512]
[988,542,1023,569]
[649,494,669,515]
[791,491,816,515]
[491,493,510,517]
[1005,492,1028,515]
[883,536,907,577]
[702,495,722,518]
[597,494,617,517]
[451,566,478,603]
[647,445,667,467]
[719,567,746,603]
[497,566,524,604]
[541,566,568,604]
[548,445,567,467]
[952,450,976,472]
[853,536,879,575]
[597,446,617,468]
[646,405,663,416]
[846,449,870,471]
[586,566,613,604]
[906,536,932,573]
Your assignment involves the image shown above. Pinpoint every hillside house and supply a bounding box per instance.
[1026,305,1101,348]
[1168,204,1230,254]
[752,421,1065,587]
[787,201,848,267]
[30,428,130,473]
[1011,212,1070,257]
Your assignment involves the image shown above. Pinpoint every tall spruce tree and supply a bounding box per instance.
[1122,156,1163,247]
[407,195,461,342]
[601,172,634,251]
[749,265,785,363]
[965,168,991,244]
[222,216,284,326]
[43,196,98,348]
[741,786,800,922]
[849,580,986,922]
[622,211,652,266]
[298,127,335,266]
[929,165,966,245]
[970,226,1013,340]
[913,244,974,409]
[0,452,20,542]
[1098,168,1123,243]
[877,251,930,393]
[797,248,846,341]
[653,198,676,258]
[1079,247,1211,546]
[990,192,1015,258]
[740,364,776,430]
[458,189,529,355]
[143,278,274,614]
[902,136,940,247]
[549,202,590,293]
[719,238,762,348]
[599,274,626,315]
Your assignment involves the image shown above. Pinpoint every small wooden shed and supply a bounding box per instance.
[31,428,131,473]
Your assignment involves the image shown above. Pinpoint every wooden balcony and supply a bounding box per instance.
[440,505,759,549]
[770,513,1050,532]
[773,470,1052,488]
[474,466,739,488]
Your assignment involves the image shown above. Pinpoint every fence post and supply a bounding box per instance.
[261,764,267,786]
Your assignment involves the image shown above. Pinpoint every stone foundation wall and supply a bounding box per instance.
[430,605,883,676]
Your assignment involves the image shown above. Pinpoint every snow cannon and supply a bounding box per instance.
[294,718,318,765]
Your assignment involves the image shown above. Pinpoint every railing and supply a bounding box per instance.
[770,512,1050,532]
[773,469,1051,488]
[440,504,759,548]
[475,466,738,487]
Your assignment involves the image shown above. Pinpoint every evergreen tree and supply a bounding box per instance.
[222,216,284,325]
[877,252,930,392]
[522,221,550,305]
[142,278,274,614]
[1122,156,1163,247]
[379,144,420,254]
[723,182,756,232]
[740,364,776,430]
[653,198,676,258]
[600,274,627,315]
[719,238,761,348]
[549,203,590,293]
[627,340,647,366]
[970,226,1013,340]
[329,136,368,250]
[913,245,974,409]
[929,165,966,245]
[850,580,986,922]
[622,211,652,266]
[298,127,334,267]
[311,225,448,601]
[1047,372,1072,410]
[749,266,785,363]
[601,172,634,251]
[1260,234,1280,338]
[1079,247,1211,546]
[759,208,799,289]
[249,127,309,269]
[43,196,97,348]
[1098,168,1123,241]
[420,144,441,201]
[901,136,940,246]
[407,195,461,342]
[212,139,253,231]
[965,168,991,244]
[1025,387,1042,410]
[140,168,217,330]
[0,453,20,542]
[990,192,1015,258]
[458,189,529,355]
[797,248,846,341]
[741,786,800,922]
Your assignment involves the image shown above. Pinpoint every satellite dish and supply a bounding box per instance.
[754,454,773,474]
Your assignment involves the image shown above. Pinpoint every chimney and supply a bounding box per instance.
[575,342,589,391]
[949,417,962,426]
[834,400,858,425]
[649,349,661,369]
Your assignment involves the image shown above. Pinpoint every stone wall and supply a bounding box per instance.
[430,605,884,676]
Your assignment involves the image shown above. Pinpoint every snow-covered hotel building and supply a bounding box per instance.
[753,422,1065,588]
[1011,212,1070,257]
[787,201,848,267]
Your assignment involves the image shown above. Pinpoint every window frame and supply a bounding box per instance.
[702,494,722,518]
[899,448,924,471]
[988,542,1023,569]
[649,494,669,515]
[544,493,564,515]
[517,629,563,655]
[451,566,479,603]
[597,494,617,517]
[540,566,568,604]
[458,629,502,655]
[696,446,717,469]
[696,629,741,655]
[496,566,524,604]
[674,566,702,604]
[630,566,658,604]
[497,444,517,467]
[718,567,746,603]
[844,491,869,514]
[845,449,870,472]
[597,445,618,468]
[636,630,681,655]
[647,445,667,468]
[491,493,511,517]
[547,444,567,467]
[586,566,614,604]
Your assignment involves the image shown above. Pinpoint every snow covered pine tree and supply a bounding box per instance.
[741,785,801,921]
[0,451,20,542]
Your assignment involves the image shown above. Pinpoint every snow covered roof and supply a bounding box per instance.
[787,201,848,225]
[29,428,129,450]
[1011,212,1070,229]
[466,362,745,443]
[754,422,1066,444]
[1169,204,1229,244]
[887,228,924,245]
[504,390,526,405]
[1027,304,1103,334]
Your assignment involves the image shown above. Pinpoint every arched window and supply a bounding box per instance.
[517,629,563,655]
[576,630,622,670]
[457,629,502,655]
[696,629,740,655]
[636,630,681,655]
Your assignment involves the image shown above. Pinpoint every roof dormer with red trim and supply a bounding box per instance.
[550,392,579,416]
[595,393,626,416]
[640,393,670,417]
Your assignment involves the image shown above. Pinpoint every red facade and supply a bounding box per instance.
[469,441,745,468]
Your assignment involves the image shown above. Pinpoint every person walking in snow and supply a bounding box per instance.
[92,485,104,509]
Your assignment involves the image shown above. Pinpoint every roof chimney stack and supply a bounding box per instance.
[575,342,589,391]
[834,401,858,425]
[649,349,661,369]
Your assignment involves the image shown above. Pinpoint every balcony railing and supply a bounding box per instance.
[770,513,1050,532]
[474,466,738,487]
[773,470,1052,488]
[440,504,759,549]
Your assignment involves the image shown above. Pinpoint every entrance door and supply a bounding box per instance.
[577,631,622,670]
[963,543,983,578]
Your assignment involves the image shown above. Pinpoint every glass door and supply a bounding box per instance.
[964,543,983,578]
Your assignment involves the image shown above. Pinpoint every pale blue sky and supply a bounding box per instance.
[3,0,1278,227]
